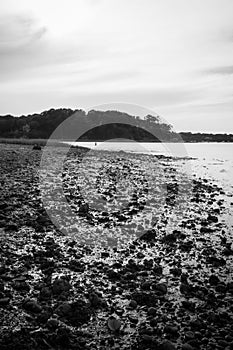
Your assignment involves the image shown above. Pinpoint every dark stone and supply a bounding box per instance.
[0,297,10,306]
[164,324,179,335]
[154,282,167,295]
[160,340,176,350]
[39,286,52,300]
[33,144,42,150]
[148,307,157,316]
[132,291,159,307]
[129,299,137,309]
[52,277,71,295]
[23,299,42,313]
[182,344,194,350]
[88,292,101,308]
[209,274,219,285]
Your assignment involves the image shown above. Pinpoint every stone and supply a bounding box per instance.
[52,277,71,295]
[164,324,179,335]
[216,283,227,293]
[209,274,219,285]
[55,302,72,316]
[182,344,194,350]
[47,318,60,329]
[155,282,167,295]
[0,297,10,306]
[160,340,176,350]
[23,299,42,313]
[33,144,42,150]
[129,299,137,309]
[39,286,52,300]
[148,307,157,316]
[107,316,121,331]
[88,292,101,308]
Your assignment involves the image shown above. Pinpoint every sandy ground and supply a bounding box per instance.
[0,143,233,350]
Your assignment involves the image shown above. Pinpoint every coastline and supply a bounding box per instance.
[0,143,233,350]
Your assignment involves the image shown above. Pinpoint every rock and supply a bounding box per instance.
[180,282,190,294]
[101,252,110,258]
[23,299,42,313]
[13,279,30,292]
[153,264,163,275]
[107,316,121,331]
[170,267,182,276]
[160,340,176,350]
[52,277,71,295]
[47,317,60,329]
[128,315,138,324]
[5,223,18,231]
[131,291,159,307]
[185,331,194,340]
[0,280,4,292]
[207,214,218,223]
[64,300,90,326]
[39,286,52,300]
[55,327,71,346]
[141,334,154,342]
[129,299,137,309]
[141,281,151,290]
[0,297,10,306]
[182,344,194,350]
[215,283,227,293]
[154,282,167,295]
[148,307,157,316]
[55,302,72,316]
[164,324,179,335]
[223,247,233,256]
[33,144,42,150]
[88,292,101,308]
[37,310,50,323]
[182,300,196,311]
[209,274,219,285]
[78,203,89,216]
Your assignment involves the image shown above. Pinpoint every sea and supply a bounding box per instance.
[68,142,233,188]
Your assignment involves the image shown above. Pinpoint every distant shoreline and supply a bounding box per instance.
[1,138,233,146]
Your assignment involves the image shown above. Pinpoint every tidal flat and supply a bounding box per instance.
[0,143,233,350]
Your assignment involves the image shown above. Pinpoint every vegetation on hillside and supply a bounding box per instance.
[0,108,232,142]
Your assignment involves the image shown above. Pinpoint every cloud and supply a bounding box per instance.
[205,65,233,76]
[0,0,233,132]
[0,15,47,54]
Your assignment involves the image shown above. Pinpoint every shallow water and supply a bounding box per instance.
[65,142,233,231]
[66,142,233,187]
[67,142,233,160]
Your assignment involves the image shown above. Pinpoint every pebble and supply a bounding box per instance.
[52,277,71,295]
[182,344,194,350]
[129,299,137,309]
[148,306,157,316]
[0,297,10,306]
[23,299,42,313]
[160,340,176,350]
[154,282,167,295]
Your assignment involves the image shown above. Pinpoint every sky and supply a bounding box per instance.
[0,0,233,132]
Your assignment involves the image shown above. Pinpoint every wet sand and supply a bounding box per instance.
[0,143,233,350]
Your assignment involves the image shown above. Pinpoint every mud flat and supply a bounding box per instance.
[0,143,233,350]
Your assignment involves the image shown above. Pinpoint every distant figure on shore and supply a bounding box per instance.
[33,143,41,150]
[95,142,97,146]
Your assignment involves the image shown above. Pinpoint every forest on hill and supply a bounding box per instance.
[0,108,232,142]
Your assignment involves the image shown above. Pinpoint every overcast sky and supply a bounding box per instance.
[0,0,233,132]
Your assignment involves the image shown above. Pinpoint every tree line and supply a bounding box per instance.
[0,108,232,142]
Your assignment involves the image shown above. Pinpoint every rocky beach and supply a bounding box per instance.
[0,142,233,350]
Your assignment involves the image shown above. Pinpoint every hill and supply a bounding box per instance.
[0,108,232,142]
